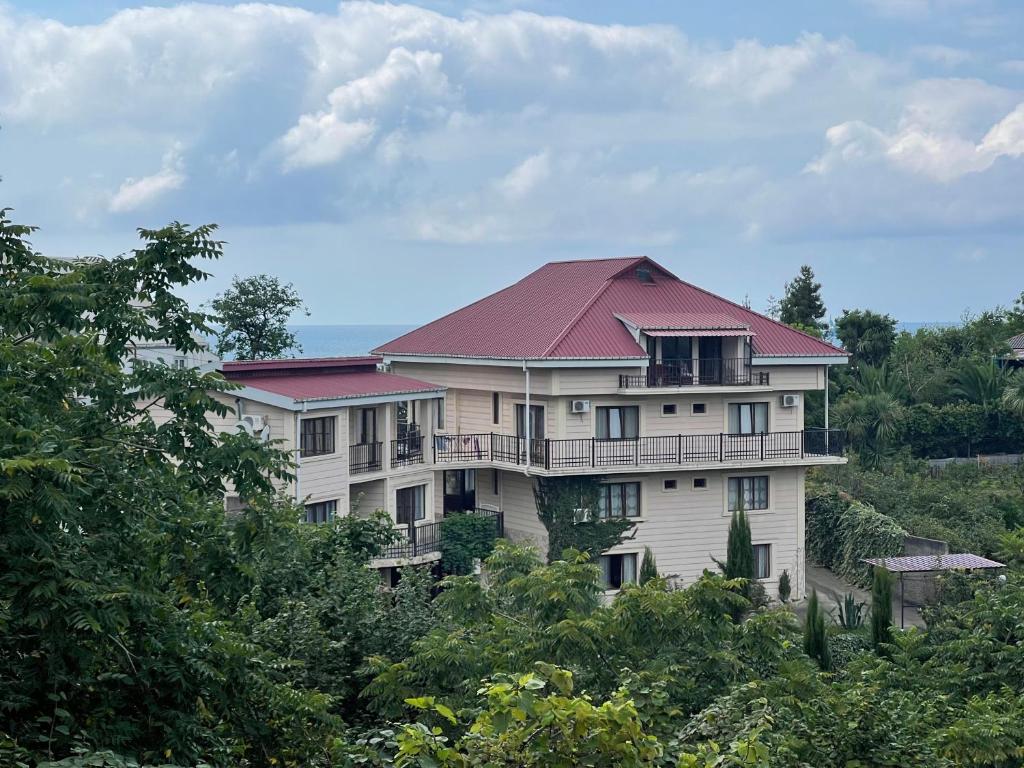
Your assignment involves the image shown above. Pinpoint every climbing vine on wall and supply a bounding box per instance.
[440,513,500,575]
[533,475,635,563]
[806,488,905,586]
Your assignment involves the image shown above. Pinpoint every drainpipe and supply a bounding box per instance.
[523,360,531,476]
[293,404,307,504]
[824,364,830,454]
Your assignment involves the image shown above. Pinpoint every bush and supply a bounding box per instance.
[806,489,905,586]
[440,513,500,575]
[778,570,792,603]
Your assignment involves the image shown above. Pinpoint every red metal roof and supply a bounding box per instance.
[228,371,443,403]
[220,357,441,403]
[375,257,846,360]
[863,554,1005,573]
[616,311,750,331]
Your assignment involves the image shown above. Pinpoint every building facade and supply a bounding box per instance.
[182,257,846,597]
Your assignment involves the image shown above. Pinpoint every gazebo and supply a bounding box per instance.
[862,554,1005,627]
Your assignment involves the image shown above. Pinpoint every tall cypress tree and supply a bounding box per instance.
[871,566,894,651]
[725,507,754,582]
[779,265,827,336]
[803,589,832,671]
[639,546,659,585]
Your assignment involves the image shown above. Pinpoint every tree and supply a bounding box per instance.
[639,546,659,585]
[533,476,633,563]
[832,392,905,466]
[723,506,754,582]
[778,570,792,603]
[952,361,1008,411]
[871,566,894,651]
[1004,370,1024,417]
[802,590,832,671]
[210,273,309,359]
[779,265,828,336]
[835,309,897,368]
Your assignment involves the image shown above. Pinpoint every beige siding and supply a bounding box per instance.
[299,408,350,511]
[499,470,548,555]
[390,363,554,395]
[351,478,387,517]
[757,365,825,391]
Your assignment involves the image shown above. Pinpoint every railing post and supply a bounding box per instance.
[801,430,805,459]
[409,520,417,556]
[591,438,595,468]
[760,432,765,461]
[545,438,551,470]
[489,432,494,462]
[719,433,724,462]
[678,434,682,464]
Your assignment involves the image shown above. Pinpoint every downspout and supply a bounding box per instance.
[523,360,531,476]
[293,403,307,504]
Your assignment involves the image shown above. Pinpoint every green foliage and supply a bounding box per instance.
[832,592,867,630]
[871,566,894,652]
[805,487,906,586]
[952,360,1009,411]
[439,512,500,575]
[395,665,661,767]
[779,265,827,335]
[724,507,754,582]
[832,391,905,465]
[1004,370,1024,416]
[210,273,309,359]
[777,570,791,603]
[803,590,832,671]
[639,546,659,585]
[835,308,897,368]
[532,475,633,563]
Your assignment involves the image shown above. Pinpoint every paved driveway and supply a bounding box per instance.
[801,564,924,629]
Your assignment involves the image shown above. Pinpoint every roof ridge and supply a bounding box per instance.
[540,259,647,358]
[667,274,847,356]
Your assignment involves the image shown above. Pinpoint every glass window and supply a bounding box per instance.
[396,485,426,524]
[692,403,707,415]
[600,553,638,589]
[492,393,501,424]
[300,416,335,457]
[596,406,639,439]
[728,402,769,435]
[754,544,771,580]
[728,476,769,511]
[436,397,446,430]
[515,404,545,439]
[303,499,337,524]
[358,408,377,444]
[662,403,678,416]
[597,482,641,519]
[661,336,691,361]
[663,479,677,491]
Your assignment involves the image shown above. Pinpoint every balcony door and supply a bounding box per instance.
[396,400,420,441]
[698,337,723,384]
[358,408,377,444]
[515,404,545,464]
[443,469,476,514]
[658,337,693,386]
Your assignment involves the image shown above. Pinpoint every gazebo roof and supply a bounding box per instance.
[862,554,1005,573]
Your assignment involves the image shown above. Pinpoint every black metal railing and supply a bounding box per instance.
[349,441,383,473]
[434,429,844,470]
[391,434,424,467]
[619,357,758,388]
[377,507,505,560]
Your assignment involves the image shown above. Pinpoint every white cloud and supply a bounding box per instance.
[495,150,551,199]
[910,44,972,67]
[108,144,186,213]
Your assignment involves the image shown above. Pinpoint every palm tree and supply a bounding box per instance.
[853,363,909,403]
[1003,370,1024,417]
[833,392,904,466]
[952,361,1008,411]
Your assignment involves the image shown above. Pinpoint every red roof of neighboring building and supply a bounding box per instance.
[616,311,750,331]
[220,357,442,403]
[1009,333,1024,350]
[375,257,846,360]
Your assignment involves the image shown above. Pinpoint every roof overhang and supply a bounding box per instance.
[752,355,849,366]
[232,384,445,412]
[643,328,752,337]
[380,353,648,369]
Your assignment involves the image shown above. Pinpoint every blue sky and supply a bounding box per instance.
[2,0,1022,324]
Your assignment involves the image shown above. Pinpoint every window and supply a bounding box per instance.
[492,469,500,496]
[663,479,677,491]
[597,482,641,519]
[436,397,446,431]
[357,408,377,444]
[692,403,707,415]
[397,400,418,440]
[728,476,769,511]
[600,553,638,589]
[693,477,708,489]
[396,485,426,524]
[300,416,335,457]
[304,499,337,524]
[173,357,187,369]
[728,402,769,435]
[754,544,771,580]
[636,266,653,283]
[492,392,501,425]
[596,406,639,439]
[662,403,678,416]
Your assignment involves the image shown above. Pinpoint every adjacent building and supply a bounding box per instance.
[187,257,848,597]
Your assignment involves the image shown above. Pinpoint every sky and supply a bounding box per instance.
[1,0,1022,325]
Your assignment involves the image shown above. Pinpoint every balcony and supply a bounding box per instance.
[350,442,383,474]
[376,507,504,561]
[619,358,767,389]
[391,434,424,467]
[434,429,844,472]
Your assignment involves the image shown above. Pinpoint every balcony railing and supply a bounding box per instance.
[391,434,424,467]
[350,441,383,474]
[434,429,844,470]
[377,507,504,561]
[619,358,766,388]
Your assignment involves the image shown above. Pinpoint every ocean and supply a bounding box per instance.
[289,324,416,357]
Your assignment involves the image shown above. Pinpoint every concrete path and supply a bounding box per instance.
[800,564,925,629]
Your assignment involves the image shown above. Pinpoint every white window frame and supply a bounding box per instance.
[303,499,337,524]
[753,543,772,580]
[599,551,639,591]
[725,474,772,515]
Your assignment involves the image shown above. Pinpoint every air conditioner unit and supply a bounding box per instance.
[570,399,591,414]
[780,394,801,408]
[237,414,269,440]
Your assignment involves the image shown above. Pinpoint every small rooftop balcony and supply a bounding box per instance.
[619,357,768,389]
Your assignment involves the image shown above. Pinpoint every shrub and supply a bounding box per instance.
[833,592,867,630]
[440,513,500,575]
[871,566,894,652]
[778,570,792,603]
[803,590,832,671]
[639,547,658,585]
